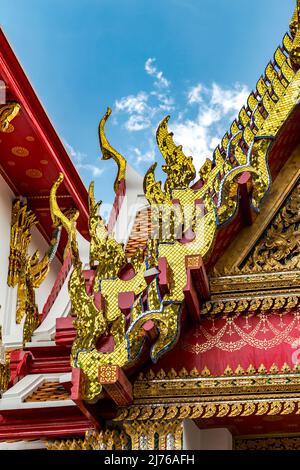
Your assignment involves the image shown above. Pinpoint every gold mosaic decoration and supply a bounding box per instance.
[213,179,300,276]
[49,1,300,402]
[7,199,62,343]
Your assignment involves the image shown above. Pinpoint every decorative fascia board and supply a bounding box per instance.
[115,398,300,422]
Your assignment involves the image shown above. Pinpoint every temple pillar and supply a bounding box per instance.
[183,420,232,450]
[124,420,183,450]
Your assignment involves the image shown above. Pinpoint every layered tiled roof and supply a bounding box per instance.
[125,208,152,258]
[25,381,70,402]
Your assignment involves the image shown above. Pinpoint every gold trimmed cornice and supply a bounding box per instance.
[133,365,300,402]
[202,292,300,316]
[210,270,300,296]
[115,398,300,422]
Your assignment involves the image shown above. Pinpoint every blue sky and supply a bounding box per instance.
[1,0,296,206]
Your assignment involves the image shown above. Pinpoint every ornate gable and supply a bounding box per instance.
[241,179,300,273]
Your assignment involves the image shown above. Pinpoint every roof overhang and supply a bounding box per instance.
[0,28,89,256]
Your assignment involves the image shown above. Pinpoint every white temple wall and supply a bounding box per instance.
[183,420,233,450]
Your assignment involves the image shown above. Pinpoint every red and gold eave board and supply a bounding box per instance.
[0,28,89,256]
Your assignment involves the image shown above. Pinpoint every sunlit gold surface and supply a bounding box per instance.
[48,2,300,403]
[8,199,61,343]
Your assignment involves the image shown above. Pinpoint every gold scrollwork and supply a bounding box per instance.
[8,199,62,343]
[242,181,300,272]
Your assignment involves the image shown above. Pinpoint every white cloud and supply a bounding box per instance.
[151,91,175,112]
[115,92,155,132]
[114,59,173,133]
[115,92,149,114]
[113,58,250,175]
[64,140,104,178]
[197,106,221,127]
[188,84,203,104]
[125,115,151,131]
[209,136,221,150]
[211,82,249,116]
[133,146,156,165]
[171,119,212,169]
[76,163,104,178]
[145,58,170,89]
[63,140,87,163]
[170,82,250,170]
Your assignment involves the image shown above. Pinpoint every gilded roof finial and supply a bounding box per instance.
[143,115,196,205]
[98,107,127,193]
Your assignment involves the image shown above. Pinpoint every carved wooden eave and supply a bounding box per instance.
[111,365,300,437]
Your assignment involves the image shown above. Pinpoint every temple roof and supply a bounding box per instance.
[0,28,89,256]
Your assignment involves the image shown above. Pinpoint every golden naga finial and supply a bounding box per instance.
[88,180,127,279]
[156,116,196,195]
[98,107,127,193]
[0,102,20,132]
[144,116,196,206]
[290,0,300,68]
[143,163,170,205]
